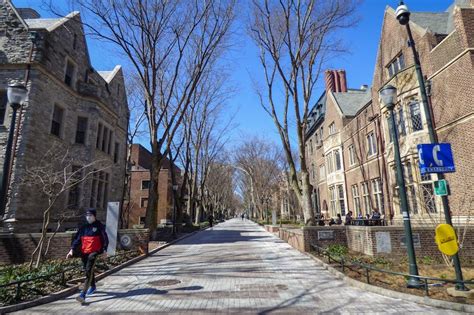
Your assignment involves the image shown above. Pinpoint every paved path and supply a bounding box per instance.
[18,219,459,314]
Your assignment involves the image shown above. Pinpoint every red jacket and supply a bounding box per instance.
[71,221,109,254]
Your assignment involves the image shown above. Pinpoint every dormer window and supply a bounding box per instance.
[65,59,76,87]
[387,53,405,78]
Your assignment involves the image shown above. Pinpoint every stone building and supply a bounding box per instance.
[0,2,129,232]
[306,0,474,225]
[125,144,181,228]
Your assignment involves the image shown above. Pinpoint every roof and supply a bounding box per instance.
[410,12,449,35]
[24,18,62,30]
[306,92,326,136]
[332,89,371,116]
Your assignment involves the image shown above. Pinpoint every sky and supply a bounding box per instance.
[12,0,454,150]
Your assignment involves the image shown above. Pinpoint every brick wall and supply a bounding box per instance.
[0,229,149,265]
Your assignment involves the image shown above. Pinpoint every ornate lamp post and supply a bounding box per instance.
[380,85,422,288]
[0,83,28,220]
[396,1,467,291]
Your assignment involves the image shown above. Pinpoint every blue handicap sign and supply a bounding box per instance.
[417,143,455,174]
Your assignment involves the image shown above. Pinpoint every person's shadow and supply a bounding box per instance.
[78,285,204,305]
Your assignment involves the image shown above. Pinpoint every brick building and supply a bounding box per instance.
[306,0,474,225]
[125,144,181,228]
[0,2,129,232]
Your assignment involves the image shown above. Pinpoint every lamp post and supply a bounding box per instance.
[0,83,28,220]
[171,184,179,238]
[396,1,467,291]
[380,85,422,288]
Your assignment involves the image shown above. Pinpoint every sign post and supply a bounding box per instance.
[434,179,448,196]
[106,201,120,256]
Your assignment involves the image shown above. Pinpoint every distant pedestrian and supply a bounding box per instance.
[336,214,342,225]
[241,213,244,221]
[328,218,336,226]
[318,214,325,226]
[67,208,108,304]
[209,214,214,227]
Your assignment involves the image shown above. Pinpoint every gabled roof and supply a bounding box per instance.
[24,18,62,30]
[98,66,122,83]
[410,12,450,35]
[332,89,371,117]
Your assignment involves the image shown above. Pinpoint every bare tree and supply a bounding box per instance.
[249,0,357,224]
[51,0,236,231]
[21,146,108,268]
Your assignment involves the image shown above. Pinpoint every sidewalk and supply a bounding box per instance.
[16,219,459,314]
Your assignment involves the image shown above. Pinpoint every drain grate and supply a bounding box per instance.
[149,279,181,287]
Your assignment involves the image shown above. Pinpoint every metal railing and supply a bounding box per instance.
[0,251,135,303]
[311,244,474,297]
[347,218,387,226]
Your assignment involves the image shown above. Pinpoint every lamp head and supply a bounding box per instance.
[7,82,27,106]
[395,1,410,25]
[379,85,398,110]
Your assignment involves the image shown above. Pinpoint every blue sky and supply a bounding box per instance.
[13,0,454,149]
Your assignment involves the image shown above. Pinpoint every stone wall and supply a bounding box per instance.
[278,228,305,253]
[0,229,149,265]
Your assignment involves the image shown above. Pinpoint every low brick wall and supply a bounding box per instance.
[264,225,280,233]
[346,225,474,259]
[0,229,149,265]
[275,225,474,261]
[278,228,305,252]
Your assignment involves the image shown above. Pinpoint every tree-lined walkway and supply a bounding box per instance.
[18,219,455,314]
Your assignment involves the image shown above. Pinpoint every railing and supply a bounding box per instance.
[347,218,387,226]
[0,251,135,303]
[310,244,474,297]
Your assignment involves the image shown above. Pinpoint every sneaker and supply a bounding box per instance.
[76,291,86,304]
[86,286,96,296]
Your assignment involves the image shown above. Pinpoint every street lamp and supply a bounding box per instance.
[396,1,467,291]
[0,83,28,220]
[380,85,422,288]
[171,184,179,238]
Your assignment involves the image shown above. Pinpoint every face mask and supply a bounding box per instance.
[86,215,96,224]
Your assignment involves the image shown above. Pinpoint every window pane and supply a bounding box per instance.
[142,180,150,190]
[75,117,88,144]
[335,150,341,170]
[96,124,102,149]
[114,142,120,163]
[410,102,423,131]
[51,106,63,136]
[65,61,75,86]
[398,54,405,69]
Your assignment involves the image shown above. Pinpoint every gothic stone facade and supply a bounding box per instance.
[306,0,474,224]
[0,2,129,232]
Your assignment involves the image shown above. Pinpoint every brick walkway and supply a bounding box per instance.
[17,219,459,314]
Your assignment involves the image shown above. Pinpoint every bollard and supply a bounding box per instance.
[341,258,345,273]
[15,282,21,301]
[424,278,429,296]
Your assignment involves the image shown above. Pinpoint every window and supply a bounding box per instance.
[421,174,437,213]
[334,150,342,171]
[320,127,324,141]
[348,145,356,166]
[372,178,384,214]
[139,216,146,225]
[361,182,371,214]
[64,60,76,87]
[367,132,377,156]
[101,126,108,151]
[114,142,120,163]
[75,117,88,144]
[337,184,346,216]
[387,53,405,77]
[141,180,150,190]
[329,186,337,214]
[319,165,325,180]
[410,102,423,131]
[67,165,82,209]
[107,129,113,154]
[352,185,361,215]
[50,105,64,137]
[140,197,148,208]
[311,163,315,180]
[329,122,336,135]
[398,107,406,136]
[0,91,7,125]
[96,123,102,149]
[89,170,109,210]
[310,139,313,155]
[326,153,334,174]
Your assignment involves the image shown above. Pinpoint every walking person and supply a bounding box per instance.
[66,208,109,304]
[208,213,214,228]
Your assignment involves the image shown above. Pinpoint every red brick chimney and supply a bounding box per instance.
[325,69,347,93]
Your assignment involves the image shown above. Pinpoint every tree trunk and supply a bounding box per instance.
[145,148,162,232]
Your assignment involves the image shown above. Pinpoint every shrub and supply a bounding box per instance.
[326,244,348,258]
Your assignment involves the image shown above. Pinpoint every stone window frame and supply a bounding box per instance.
[371,178,384,214]
[366,132,377,157]
[337,184,346,216]
[361,181,371,215]
[63,57,77,88]
[67,165,83,209]
[89,170,110,211]
[141,180,150,190]
[319,164,325,182]
[140,197,148,208]
[386,52,406,78]
[329,185,337,216]
[334,149,342,171]
[348,144,356,166]
[95,120,114,155]
[50,103,66,139]
[328,122,336,135]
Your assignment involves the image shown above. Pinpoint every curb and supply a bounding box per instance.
[304,252,474,313]
[0,226,211,314]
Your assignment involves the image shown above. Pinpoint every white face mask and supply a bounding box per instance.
[86,215,96,224]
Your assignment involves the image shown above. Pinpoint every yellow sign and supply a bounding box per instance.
[435,224,459,256]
